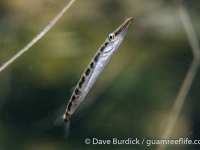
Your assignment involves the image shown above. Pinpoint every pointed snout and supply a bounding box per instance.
[120,17,133,31]
[115,17,133,37]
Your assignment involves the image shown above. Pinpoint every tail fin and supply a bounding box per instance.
[54,115,70,139]
[63,121,70,140]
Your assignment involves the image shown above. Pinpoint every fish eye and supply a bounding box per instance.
[108,33,115,41]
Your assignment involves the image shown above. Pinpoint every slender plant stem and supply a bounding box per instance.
[0,0,76,72]
[156,2,200,150]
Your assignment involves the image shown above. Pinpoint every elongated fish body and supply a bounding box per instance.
[63,17,133,122]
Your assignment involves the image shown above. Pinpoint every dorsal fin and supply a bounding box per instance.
[69,85,76,94]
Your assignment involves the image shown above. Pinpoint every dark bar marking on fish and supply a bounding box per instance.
[90,62,94,68]
[68,101,72,112]
[104,42,109,47]
[79,76,85,88]
[75,88,80,95]
[94,53,100,62]
[64,113,71,122]
[79,81,83,88]
[71,95,76,101]
[100,46,104,52]
[85,68,90,76]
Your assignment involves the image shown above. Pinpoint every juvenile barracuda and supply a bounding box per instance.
[63,17,133,122]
